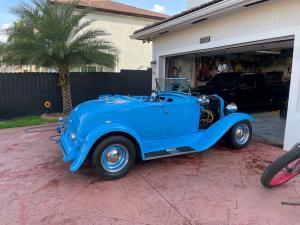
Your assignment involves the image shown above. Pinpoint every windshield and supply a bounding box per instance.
[156,78,191,94]
[214,73,240,89]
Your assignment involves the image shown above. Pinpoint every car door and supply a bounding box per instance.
[161,98,193,138]
[237,74,261,109]
[132,102,164,140]
[213,73,240,103]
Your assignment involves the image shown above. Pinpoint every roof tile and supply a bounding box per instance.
[52,0,169,20]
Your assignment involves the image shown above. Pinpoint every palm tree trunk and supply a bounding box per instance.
[58,66,73,114]
[61,83,73,114]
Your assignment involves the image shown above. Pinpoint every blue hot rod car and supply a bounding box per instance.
[58,78,254,179]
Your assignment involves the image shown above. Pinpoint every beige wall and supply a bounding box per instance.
[87,12,158,72]
[153,0,300,58]
[153,0,300,80]
[151,0,300,150]
[0,65,48,73]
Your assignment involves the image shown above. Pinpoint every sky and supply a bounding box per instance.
[0,0,187,42]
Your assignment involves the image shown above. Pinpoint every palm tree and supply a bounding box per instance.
[2,0,118,114]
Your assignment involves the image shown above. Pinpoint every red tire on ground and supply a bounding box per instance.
[261,144,300,188]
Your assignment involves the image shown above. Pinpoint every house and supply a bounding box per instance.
[0,0,168,73]
[132,0,300,151]
[56,0,168,72]
[0,65,50,73]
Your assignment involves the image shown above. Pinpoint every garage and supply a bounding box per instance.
[132,0,300,151]
[164,39,293,146]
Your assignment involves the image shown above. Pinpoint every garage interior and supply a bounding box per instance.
[165,39,294,146]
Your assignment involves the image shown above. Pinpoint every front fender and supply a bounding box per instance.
[190,113,254,151]
[70,122,143,172]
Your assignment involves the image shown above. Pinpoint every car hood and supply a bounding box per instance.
[68,95,146,137]
[75,95,145,114]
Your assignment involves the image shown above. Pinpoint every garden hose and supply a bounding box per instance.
[24,123,60,142]
[24,123,59,133]
[49,134,61,142]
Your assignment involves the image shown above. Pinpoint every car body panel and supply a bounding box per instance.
[61,111,253,172]
[59,78,254,173]
[193,72,289,110]
[68,121,144,172]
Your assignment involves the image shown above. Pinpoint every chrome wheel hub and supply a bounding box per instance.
[236,128,244,138]
[235,124,250,145]
[101,144,129,173]
[106,149,120,163]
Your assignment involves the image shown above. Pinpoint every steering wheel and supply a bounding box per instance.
[147,90,159,102]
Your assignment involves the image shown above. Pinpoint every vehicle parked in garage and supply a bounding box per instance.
[193,72,290,111]
[58,78,253,180]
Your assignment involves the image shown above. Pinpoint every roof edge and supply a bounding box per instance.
[76,5,169,20]
[132,0,272,40]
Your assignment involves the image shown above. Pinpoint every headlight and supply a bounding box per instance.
[69,132,76,141]
[198,95,210,106]
[226,103,238,114]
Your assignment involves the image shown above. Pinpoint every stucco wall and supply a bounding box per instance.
[151,0,300,150]
[153,0,300,58]
[86,12,158,71]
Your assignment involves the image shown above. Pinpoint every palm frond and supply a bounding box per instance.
[3,0,118,70]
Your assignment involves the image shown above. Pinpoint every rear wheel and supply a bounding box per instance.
[92,135,136,180]
[261,146,300,188]
[227,120,252,149]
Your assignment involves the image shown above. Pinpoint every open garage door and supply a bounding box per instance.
[165,38,294,146]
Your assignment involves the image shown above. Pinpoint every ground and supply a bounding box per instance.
[0,127,300,225]
[252,111,286,147]
[0,116,57,129]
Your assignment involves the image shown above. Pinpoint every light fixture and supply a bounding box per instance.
[159,31,169,35]
[244,0,270,7]
[255,50,281,55]
[192,18,208,24]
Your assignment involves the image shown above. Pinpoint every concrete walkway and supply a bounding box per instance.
[0,127,299,225]
[252,111,286,147]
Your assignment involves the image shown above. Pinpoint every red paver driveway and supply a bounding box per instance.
[0,126,300,225]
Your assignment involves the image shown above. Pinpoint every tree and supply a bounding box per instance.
[0,42,4,57]
[2,0,118,114]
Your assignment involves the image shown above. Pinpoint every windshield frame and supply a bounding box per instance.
[155,77,192,95]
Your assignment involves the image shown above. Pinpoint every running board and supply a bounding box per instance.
[145,147,196,160]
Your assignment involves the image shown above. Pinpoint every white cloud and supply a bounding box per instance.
[0,24,11,42]
[152,4,166,13]
[0,34,7,42]
[2,24,11,30]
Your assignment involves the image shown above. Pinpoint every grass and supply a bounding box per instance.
[0,116,58,129]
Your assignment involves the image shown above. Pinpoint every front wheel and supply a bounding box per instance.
[227,120,252,149]
[92,135,136,180]
[261,144,300,188]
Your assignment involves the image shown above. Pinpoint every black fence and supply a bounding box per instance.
[0,69,152,119]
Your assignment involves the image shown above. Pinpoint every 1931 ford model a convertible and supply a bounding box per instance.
[58,78,254,179]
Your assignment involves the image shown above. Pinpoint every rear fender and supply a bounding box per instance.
[70,122,143,172]
[190,113,254,151]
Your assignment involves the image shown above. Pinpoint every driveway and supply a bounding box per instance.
[0,127,299,225]
[252,111,286,147]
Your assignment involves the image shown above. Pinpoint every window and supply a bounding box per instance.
[88,66,97,72]
[214,73,240,89]
[239,76,256,89]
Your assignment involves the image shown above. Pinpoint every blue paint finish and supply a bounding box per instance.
[69,122,144,172]
[58,79,254,173]
[190,113,254,151]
